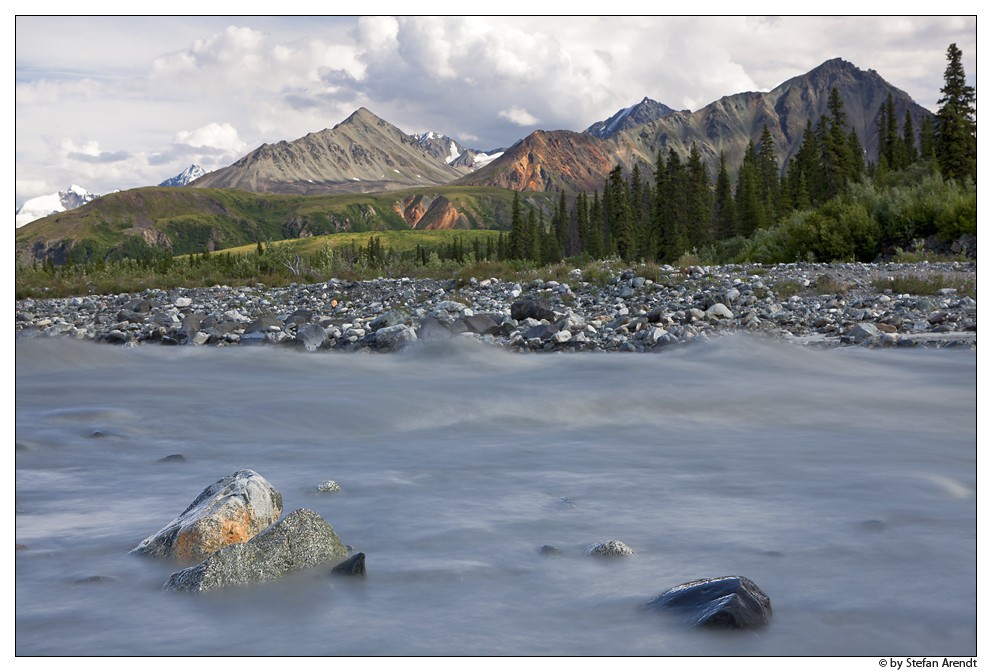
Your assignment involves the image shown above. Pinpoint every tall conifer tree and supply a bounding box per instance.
[934,43,977,182]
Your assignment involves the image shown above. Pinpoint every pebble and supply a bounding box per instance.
[15,262,977,353]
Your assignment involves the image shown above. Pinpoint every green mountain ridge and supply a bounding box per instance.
[14,185,557,265]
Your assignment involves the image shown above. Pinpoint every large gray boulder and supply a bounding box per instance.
[163,508,348,592]
[846,322,882,344]
[368,309,409,331]
[295,323,328,352]
[644,576,771,629]
[375,324,418,350]
[130,469,283,564]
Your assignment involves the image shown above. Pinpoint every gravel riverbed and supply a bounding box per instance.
[15,261,977,352]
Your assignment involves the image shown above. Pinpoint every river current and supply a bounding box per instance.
[14,335,977,656]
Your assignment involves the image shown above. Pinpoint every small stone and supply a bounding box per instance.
[705,303,733,320]
[539,545,562,556]
[157,454,186,463]
[585,540,635,557]
[310,480,341,494]
[846,322,882,343]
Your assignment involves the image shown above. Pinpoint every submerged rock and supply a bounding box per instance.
[584,540,635,557]
[644,576,771,629]
[164,508,348,592]
[130,469,283,564]
[309,480,341,494]
[332,552,366,576]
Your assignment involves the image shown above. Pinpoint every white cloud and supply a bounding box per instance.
[498,106,540,126]
[174,122,247,153]
[14,15,978,207]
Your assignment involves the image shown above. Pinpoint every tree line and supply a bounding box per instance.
[501,43,976,265]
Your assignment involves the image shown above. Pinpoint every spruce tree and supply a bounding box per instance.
[934,43,977,182]
[902,109,918,165]
[664,148,690,261]
[555,190,568,256]
[686,143,713,249]
[509,191,524,259]
[735,141,764,236]
[589,190,603,259]
[527,207,540,263]
[918,114,937,163]
[713,151,736,239]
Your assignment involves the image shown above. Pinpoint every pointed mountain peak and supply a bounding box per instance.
[583,97,677,139]
[340,107,385,126]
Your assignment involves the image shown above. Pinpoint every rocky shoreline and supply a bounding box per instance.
[15,261,977,352]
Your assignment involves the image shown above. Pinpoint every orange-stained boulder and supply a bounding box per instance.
[130,469,283,564]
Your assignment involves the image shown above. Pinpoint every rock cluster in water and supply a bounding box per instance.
[130,469,351,592]
[15,261,976,352]
[120,469,772,630]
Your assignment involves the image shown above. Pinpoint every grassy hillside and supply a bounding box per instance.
[15,185,558,266]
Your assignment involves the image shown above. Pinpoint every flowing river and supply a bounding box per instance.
[14,335,976,656]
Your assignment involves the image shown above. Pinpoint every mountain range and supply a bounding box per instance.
[17,57,937,264]
[186,58,931,197]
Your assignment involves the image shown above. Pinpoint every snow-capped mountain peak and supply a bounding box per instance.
[159,164,206,187]
[15,185,100,228]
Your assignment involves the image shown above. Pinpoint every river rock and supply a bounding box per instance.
[331,552,366,576]
[705,303,734,320]
[416,316,451,341]
[296,323,328,352]
[460,314,500,335]
[524,323,559,341]
[368,309,409,331]
[130,469,283,564]
[163,508,348,592]
[309,480,341,493]
[245,316,284,333]
[584,540,635,557]
[375,324,418,350]
[846,322,882,344]
[511,298,555,322]
[644,576,771,629]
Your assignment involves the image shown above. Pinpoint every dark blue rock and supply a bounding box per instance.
[645,576,771,629]
[332,552,366,576]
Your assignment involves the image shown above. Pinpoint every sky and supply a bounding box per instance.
[14,14,979,209]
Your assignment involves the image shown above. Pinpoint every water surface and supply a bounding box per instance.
[15,336,977,656]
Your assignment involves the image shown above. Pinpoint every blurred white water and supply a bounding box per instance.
[14,335,977,656]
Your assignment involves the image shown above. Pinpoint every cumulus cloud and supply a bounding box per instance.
[498,106,540,126]
[14,16,977,206]
[173,122,247,153]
